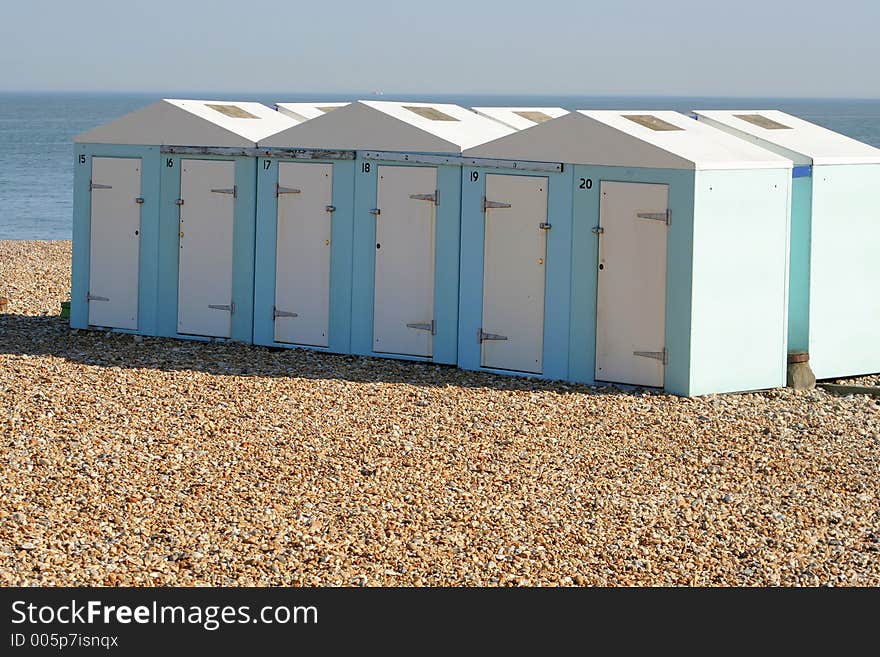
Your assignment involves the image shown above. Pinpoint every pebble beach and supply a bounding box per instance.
[1,240,878,586]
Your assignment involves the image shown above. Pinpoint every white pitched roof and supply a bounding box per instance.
[260,100,515,153]
[464,110,792,170]
[472,106,569,130]
[275,102,350,122]
[693,110,880,166]
[75,99,299,147]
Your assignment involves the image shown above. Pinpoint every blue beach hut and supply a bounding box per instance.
[693,110,880,380]
[71,99,297,343]
[260,100,514,364]
[460,110,794,396]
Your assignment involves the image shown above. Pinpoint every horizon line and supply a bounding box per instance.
[1,89,879,101]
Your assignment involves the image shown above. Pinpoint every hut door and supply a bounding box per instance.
[480,174,548,374]
[595,181,668,387]
[88,157,141,330]
[373,166,437,357]
[274,162,333,347]
[177,159,235,338]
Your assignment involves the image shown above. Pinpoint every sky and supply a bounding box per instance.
[1,0,878,97]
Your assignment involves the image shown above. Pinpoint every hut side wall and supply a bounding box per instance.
[809,163,880,378]
[689,168,791,395]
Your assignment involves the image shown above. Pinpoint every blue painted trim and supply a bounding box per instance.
[71,144,161,336]
[792,165,812,179]
[458,165,574,381]
[349,155,461,364]
[157,154,257,343]
[567,166,696,395]
[253,158,355,353]
[787,176,812,352]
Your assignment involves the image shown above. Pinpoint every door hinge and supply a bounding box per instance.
[479,329,508,342]
[409,190,440,206]
[211,186,237,198]
[208,303,235,313]
[325,205,336,213]
[175,198,185,206]
[636,209,671,225]
[89,182,112,191]
[369,208,381,216]
[276,184,301,196]
[482,197,511,212]
[406,320,436,335]
[633,348,667,365]
[273,307,298,319]
[87,293,109,302]
[538,222,552,230]
[135,197,144,204]
[591,225,604,235]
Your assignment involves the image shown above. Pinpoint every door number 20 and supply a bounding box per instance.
[579,178,593,189]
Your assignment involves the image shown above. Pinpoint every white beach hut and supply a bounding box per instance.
[460,110,794,395]
[693,110,880,380]
[71,99,298,342]
[260,100,514,364]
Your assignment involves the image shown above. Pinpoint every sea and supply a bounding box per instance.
[1,92,879,240]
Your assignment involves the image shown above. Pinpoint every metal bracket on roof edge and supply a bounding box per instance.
[482,197,511,212]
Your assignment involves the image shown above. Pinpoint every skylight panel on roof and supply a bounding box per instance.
[734,114,792,130]
[514,110,553,123]
[404,106,459,122]
[207,104,259,119]
[624,114,683,132]
[316,106,342,114]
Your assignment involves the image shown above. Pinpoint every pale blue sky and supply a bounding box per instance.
[1,0,878,97]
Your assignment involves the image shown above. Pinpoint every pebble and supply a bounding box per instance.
[1,241,878,587]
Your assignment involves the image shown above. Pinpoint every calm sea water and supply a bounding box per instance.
[1,92,879,240]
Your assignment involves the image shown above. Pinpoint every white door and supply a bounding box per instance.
[481,174,548,373]
[595,181,668,387]
[177,159,235,338]
[88,157,141,330]
[274,162,333,347]
[373,166,437,357]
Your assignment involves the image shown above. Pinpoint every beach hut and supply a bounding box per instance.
[472,106,568,131]
[693,110,880,380]
[72,99,297,342]
[261,100,514,364]
[460,110,793,396]
[275,102,350,122]
[248,108,358,354]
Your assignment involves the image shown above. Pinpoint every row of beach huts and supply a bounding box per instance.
[71,99,880,396]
